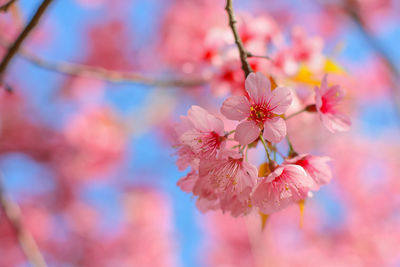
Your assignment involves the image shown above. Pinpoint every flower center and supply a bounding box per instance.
[211,158,242,189]
[196,131,223,157]
[320,97,333,114]
[249,104,272,125]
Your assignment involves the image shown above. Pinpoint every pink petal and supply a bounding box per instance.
[234,120,260,145]
[283,164,315,190]
[196,198,220,213]
[220,194,252,217]
[177,170,198,193]
[252,164,313,214]
[198,156,232,193]
[217,148,242,160]
[187,105,212,131]
[188,105,224,133]
[315,86,323,110]
[320,112,351,133]
[245,72,271,103]
[320,74,329,94]
[234,161,257,200]
[192,174,218,199]
[176,146,196,171]
[267,86,292,115]
[284,154,332,190]
[265,166,284,182]
[220,95,250,121]
[176,115,194,137]
[263,117,286,143]
[307,156,332,188]
[324,85,345,104]
[205,114,225,135]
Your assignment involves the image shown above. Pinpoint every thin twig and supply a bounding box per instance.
[0,36,208,87]
[286,135,297,157]
[259,134,272,162]
[247,52,271,61]
[285,108,307,120]
[0,0,17,12]
[0,0,54,80]
[0,174,47,267]
[225,0,253,77]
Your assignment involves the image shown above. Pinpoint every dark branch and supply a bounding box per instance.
[347,9,399,78]
[247,52,271,61]
[0,0,17,12]
[0,0,54,80]
[0,174,47,267]
[225,0,253,77]
[345,5,400,123]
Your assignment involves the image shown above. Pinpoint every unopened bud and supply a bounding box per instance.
[306,104,317,112]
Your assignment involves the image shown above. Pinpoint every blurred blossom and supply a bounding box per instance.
[0,0,399,266]
[63,106,127,178]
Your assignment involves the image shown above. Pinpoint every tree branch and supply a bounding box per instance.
[0,0,54,80]
[0,36,208,88]
[344,5,400,122]
[0,174,47,267]
[0,0,17,12]
[347,8,399,78]
[246,52,271,61]
[225,0,253,77]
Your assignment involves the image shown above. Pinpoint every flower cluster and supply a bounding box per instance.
[160,7,329,96]
[175,72,350,217]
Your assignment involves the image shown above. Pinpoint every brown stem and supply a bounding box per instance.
[247,52,271,61]
[0,36,208,87]
[0,175,47,267]
[0,0,17,12]
[0,0,54,80]
[225,0,253,77]
[285,108,307,120]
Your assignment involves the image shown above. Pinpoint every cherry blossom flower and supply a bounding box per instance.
[211,59,247,96]
[272,48,299,76]
[219,193,253,217]
[315,75,351,132]
[290,26,325,72]
[252,164,314,214]
[198,150,257,199]
[284,154,332,190]
[177,169,198,193]
[180,106,225,157]
[190,149,258,216]
[237,13,282,48]
[175,105,226,170]
[221,72,292,145]
[64,106,127,177]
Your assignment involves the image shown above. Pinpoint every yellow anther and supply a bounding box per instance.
[285,185,289,191]
[299,199,305,228]
[258,162,270,177]
[259,212,269,230]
